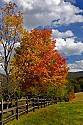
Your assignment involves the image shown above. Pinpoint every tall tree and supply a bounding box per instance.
[11,28,69,95]
[0,2,23,99]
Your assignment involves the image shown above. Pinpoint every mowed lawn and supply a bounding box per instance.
[6,101,83,125]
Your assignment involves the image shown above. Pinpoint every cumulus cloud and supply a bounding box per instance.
[68,60,83,72]
[55,38,83,55]
[52,29,74,38]
[52,29,83,56]
[2,0,83,30]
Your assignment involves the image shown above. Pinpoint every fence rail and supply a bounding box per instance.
[0,97,56,125]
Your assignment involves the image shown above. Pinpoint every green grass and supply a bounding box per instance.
[5,102,83,125]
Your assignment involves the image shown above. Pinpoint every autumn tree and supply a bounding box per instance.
[11,28,69,96]
[0,2,24,99]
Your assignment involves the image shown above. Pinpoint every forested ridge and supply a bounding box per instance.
[68,71,83,79]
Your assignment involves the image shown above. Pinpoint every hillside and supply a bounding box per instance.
[71,92,83,102]
[67,71,83,79]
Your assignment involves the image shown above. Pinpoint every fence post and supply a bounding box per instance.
[45,98,47,106]
[38,97,39,109]
[48,99,49,106]
[41,98,42,108]
[54,97,57,104]
[32,98,35,112]
[50,99,51,105]
[44,99,45,108]
[16,97,18,120]
[0,99,3,125]
[26,96,28,114]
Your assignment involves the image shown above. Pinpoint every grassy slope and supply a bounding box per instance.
[6,102,83,125]
[71,92,83,102]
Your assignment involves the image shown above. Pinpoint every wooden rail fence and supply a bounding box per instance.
[0,97,56,125]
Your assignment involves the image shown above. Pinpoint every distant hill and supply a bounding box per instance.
[67,71,83,79]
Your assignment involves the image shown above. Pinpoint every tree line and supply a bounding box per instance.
[69,77,83,93]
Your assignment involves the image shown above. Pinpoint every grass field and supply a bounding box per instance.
[5,92,83,125]
[5,101,83,125]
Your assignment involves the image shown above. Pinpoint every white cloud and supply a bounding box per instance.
[3,0,11,2]
[68,60,83,72]
[56,38,83,55]
[18,0,34,11]
[45,0,60,5]
[2,0,83,30]
[52,29,83,56]
[52,29,74,38]
[24,0,83,29]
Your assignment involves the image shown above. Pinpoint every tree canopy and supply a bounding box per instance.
[11,28,69,94]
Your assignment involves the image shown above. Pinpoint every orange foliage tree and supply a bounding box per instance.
[11,28,69,95]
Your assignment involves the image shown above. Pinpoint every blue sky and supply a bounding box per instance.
[0,0,83,72]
